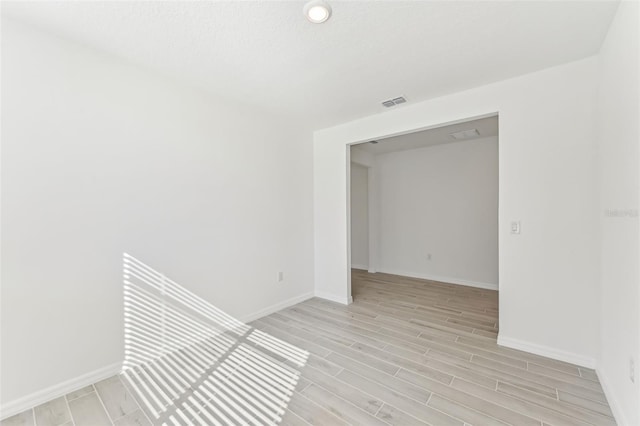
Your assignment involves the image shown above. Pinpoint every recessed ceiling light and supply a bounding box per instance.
[304,0,332,24]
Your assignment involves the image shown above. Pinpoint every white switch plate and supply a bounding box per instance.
[278,272,284,282]
[511,221,521,234]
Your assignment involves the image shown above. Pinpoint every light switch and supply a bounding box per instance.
[511,221,521,234]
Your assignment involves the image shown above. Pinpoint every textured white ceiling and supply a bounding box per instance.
[353,115,498,155]
[2,1,619,129]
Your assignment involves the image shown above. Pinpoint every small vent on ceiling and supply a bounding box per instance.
[449,128,480,140]
[381,96,407,108]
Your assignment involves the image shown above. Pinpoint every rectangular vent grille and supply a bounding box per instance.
[449,129,480,140]
[381,96,407,108]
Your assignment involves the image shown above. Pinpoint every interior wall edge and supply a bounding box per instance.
[597,368,630,426]
[314,291,353,305]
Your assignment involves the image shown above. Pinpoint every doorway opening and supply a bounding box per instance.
[348,114,499,328]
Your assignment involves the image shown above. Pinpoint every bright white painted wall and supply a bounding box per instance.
[350,163,369,269]
[596,2,639,424]
[1,19,314,406]
[314,56,600,365]
[375,137,498,288]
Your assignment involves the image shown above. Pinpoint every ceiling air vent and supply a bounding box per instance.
[449,128,480,140]
[381,96,407,108]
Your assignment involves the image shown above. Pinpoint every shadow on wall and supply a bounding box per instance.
[122,253,309,425]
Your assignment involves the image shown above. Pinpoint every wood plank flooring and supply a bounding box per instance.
[2,270,615,425]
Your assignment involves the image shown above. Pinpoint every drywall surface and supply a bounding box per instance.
[350,163,369,269]
[375,137,498,288]
[596,1,639,424]
[314,56,600,364]
[1,19,314,405]
[350,147,375,168]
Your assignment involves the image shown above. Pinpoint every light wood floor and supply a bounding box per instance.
[2,270,615,426]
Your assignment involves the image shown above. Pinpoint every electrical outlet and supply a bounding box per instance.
[278,272,284,283]
[631,358,635,383]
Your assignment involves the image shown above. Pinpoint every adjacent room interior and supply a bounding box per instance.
[1,1,638,426]
[349,116,499,286]
[348,115,499,337]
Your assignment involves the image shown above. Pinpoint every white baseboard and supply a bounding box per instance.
[241,291,315,323]
[350,264,369,271]
[1,291,315,420]
[314,291,352,305]
[497,334,596,369]
[596,368,629,426]
[377,268,498,291]
[0,362,122,420]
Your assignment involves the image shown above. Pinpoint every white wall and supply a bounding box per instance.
[314,56,600,366]
[1,18,314,407]
[349,163,369,269]
[375,137,498,289]
[596,2,639,424]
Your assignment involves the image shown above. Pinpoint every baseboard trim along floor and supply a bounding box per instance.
[0,291,316,421]
[0,362,122,420]
[240,291,315,323]
[597,367,629,426]
[314,291,352,305]
[497,334,597,369]
[1,272,616,426]
[376,268,499,291]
